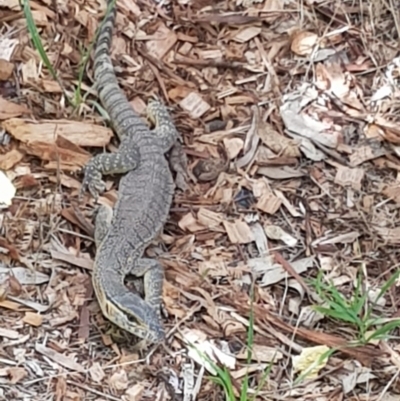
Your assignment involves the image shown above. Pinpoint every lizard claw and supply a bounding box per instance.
[79,165,106,202]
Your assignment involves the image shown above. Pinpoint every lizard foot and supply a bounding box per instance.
[79,164,106,202]
[169,142,191,191]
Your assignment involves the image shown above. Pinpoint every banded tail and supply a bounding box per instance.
[93,0,148,140]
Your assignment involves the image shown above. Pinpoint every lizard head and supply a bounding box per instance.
[107,292,165,343]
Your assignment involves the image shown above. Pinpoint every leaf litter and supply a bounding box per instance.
[0,0,400,400]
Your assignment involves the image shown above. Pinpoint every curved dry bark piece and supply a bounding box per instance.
[193,144,229,182]
[236,105,260,169]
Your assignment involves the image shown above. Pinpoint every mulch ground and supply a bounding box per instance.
[1,0,400,400]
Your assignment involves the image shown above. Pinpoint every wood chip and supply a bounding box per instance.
[125,384,145,401]
[23,312,43,327]
[179,213,206,232]
[234,26,262,43]
[179,92,211,119]
[291,31,319,56]
[0,59,14,80]
[223,220,254,244]
[2,118,113,147]
[35,343,85,373]
[334,166,364,190]
[89,362,105,383]
[0,327,19,339]
[197,208,224,229]
[109,370,129,391]
[223,137,243,159]
[146,23,178,59]
[0,98,30,120]
[0,149,24,170]
[7,367,27,384]
[50,250,94,271]
[256,192,282,214]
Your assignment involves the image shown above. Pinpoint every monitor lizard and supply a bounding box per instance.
[79,0,187,343]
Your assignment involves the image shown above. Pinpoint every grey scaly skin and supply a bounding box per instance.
[79,0,186,343]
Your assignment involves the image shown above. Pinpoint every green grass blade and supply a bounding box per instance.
[240,280,256,401]
[374,270,400,305]
[365,319,400,342]
[313,305,359,324]
[248,357,275,401]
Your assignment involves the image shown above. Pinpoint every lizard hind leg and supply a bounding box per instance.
[94,204,146,297]
[94,204,113,247]
[126,258,164,317]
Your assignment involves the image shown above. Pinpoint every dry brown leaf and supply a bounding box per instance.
[291,31,318,56]
[258,122,300,158]
[55,377,67,401]
[15,174,39,189]
[118,0,141,16]
[89,362,105,383]
[0,237,20,260]
[168,85,193,101]
[313,231,360,246]
[40,79,62,93]
[48,174,82,189]
[7,367,27,384]
[382,183,400,204]
[109,369,129,391]
[264,225,298,247]
[223,137,243,159]
[0,266,49,285]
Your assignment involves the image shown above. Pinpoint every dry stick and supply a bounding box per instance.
[67,380,121,401]
[173,57,248,71]
[272,251,314,299]
[222,293,385,366]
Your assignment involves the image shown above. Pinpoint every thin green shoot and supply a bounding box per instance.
[189,281,275,401]
[20,0,73,105]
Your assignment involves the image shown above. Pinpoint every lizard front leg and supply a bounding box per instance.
[79,147,140,201]
[147,100,190,190]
